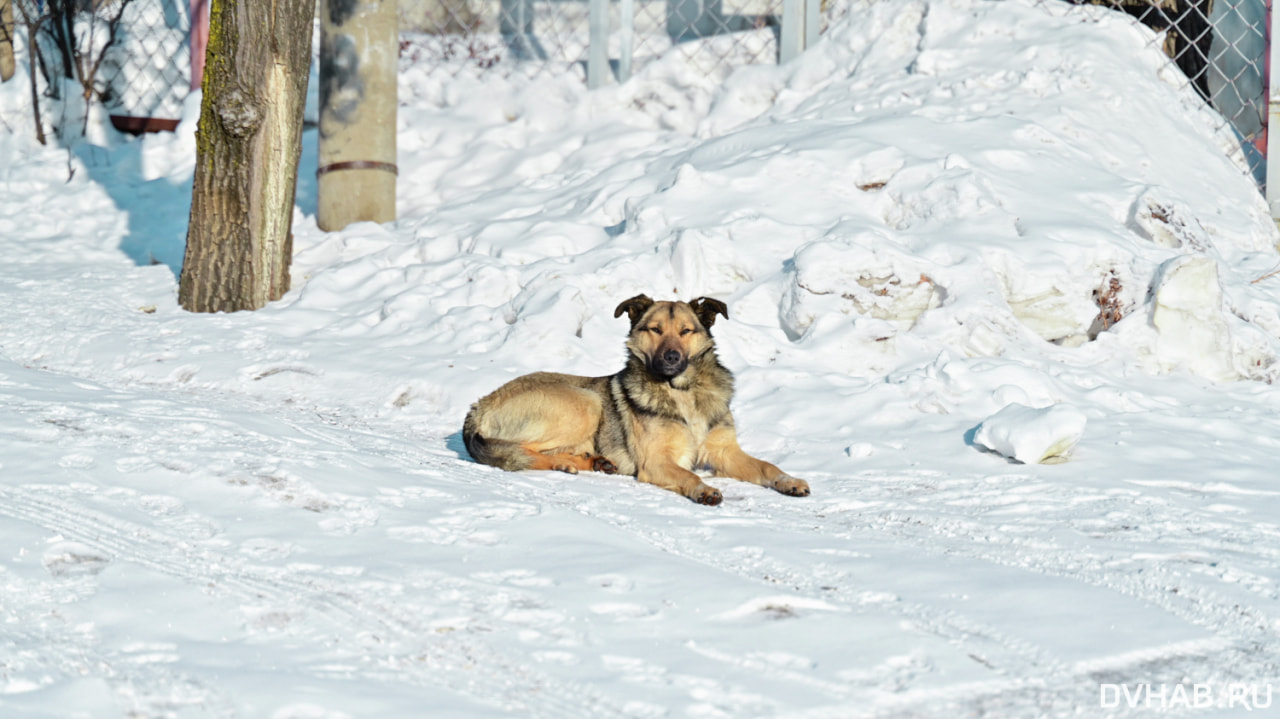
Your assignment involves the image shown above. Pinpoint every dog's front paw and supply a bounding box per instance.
[691,484,723,506]
[591,455,618,474]
[772,476,810,497]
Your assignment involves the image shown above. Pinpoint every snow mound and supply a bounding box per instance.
[4,0,1280,420]
[972,403,1088,464]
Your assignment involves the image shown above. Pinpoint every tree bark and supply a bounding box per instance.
[179,0,315,313]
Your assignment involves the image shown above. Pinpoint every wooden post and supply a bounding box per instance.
[179,0,315,313]
[317,0,397,232]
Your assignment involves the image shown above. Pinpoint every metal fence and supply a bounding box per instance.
[395,0,803,84]
[8,0,1272,188]
[395,0,1269,181]
[7,0,191,131]
[1033,0,1269,185]
[99,0,191,125]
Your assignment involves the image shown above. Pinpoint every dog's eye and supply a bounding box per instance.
[679,328,694,336]
[646,327,662,334]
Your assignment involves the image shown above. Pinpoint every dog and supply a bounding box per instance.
[462,294,810,505]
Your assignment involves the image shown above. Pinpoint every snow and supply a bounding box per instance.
[3,0,1280,715]
[971,402,1087,464]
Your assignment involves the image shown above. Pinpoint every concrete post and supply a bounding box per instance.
[1,0,14,83]
[318,0,397,232]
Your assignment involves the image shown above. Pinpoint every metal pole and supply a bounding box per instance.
[1268,0,1280,214]
[780,0,818,64]
[588,0,610,88]
[780,0,803,63]
[619,0,634,83]
[804,0,819,55]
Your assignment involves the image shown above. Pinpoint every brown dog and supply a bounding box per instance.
[462,294,810,505]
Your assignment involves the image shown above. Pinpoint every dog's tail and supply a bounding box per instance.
[462,405,534,471]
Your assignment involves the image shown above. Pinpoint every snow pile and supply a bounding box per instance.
[361,0,1280,419]
[3,0,1280,715]
[6,0,1279,410]
[972,402,1088,464]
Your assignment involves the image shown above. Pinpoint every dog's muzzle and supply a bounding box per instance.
[651,348,688,378]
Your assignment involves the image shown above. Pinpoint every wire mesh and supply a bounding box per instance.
[97,0,191,121]
[10,0,190,123]
[18,0,1271,189]
[1034,0,1268,184]
[397,0,786,80]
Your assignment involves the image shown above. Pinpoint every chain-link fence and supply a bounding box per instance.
[396,0,802,82]
[6,0,1272,188]
[7,0,190,131]
[100,0,191,127]
[397,0,1268,179]
[1035,0,1269,184]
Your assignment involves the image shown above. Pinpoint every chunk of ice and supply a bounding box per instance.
[972,403,1087,464]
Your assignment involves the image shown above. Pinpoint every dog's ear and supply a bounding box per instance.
[689,297,729,329]
[614,294,655,328]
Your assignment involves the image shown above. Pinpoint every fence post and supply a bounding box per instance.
[588,0,609,88]
[1,0,14,83]
[780,0,818,63]
[317,0,398,232]
[1269,0,1280,216]
[619,0,634,83]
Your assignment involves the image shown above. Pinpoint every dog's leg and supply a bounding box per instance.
[523,449,618,475]
[702,426,810,497]
[638,462,722,505]
[631,422,723,505]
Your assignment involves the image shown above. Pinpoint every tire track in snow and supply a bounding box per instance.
[0,367,633,716]
[7,366,1277,715]
[0,483,630,718]
[401,453,1279,715]
[377,456,1074,706]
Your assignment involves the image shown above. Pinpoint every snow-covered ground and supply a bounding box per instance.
[3,0,1280,716]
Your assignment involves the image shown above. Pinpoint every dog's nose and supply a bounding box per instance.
[663,349,681,365]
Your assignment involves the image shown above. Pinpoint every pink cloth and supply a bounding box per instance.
[190,0,209,90]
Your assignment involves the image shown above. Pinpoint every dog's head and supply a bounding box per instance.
[615,294,728,380]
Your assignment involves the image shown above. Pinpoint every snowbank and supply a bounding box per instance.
[4,0,1280,715]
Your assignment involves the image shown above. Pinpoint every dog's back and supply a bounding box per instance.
[463,372,613,473]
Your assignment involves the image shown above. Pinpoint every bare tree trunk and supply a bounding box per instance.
[179,0,315,313]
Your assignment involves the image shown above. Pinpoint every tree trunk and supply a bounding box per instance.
[179,0,315,313]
